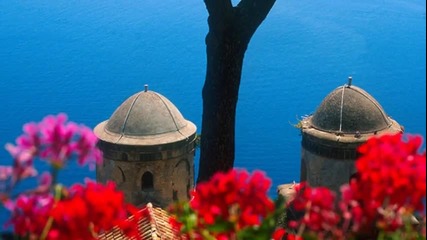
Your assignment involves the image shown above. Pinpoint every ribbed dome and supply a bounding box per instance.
[310,85,391,134]
[94,90,196,146]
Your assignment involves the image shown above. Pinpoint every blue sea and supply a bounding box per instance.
[0,0,425,226]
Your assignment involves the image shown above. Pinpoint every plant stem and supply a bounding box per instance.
[51,165,60,187]
[40,184,62,240]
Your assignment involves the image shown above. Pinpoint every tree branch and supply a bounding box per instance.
[204,0,233,17]
[236,0,276,40]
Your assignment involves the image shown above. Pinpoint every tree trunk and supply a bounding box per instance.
[197,0,276,183]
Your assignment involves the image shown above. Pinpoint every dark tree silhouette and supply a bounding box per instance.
[197,0,276,183]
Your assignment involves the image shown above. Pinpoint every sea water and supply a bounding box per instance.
[0,0,425,226]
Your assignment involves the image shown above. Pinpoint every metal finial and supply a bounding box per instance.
[347,76,353,87]
[144,84,149,92]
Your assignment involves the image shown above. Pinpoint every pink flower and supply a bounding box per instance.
[3,122,40,186]
[31,172,53,194]
[38,114,80,167]
[0,166,13,197]
[71,126,103,169]
[0,166,13,181]
[5,143,37,182]
[2,113,103,197]
[5,143,34,165]
[15,122,40,157]
[6,113,102,171]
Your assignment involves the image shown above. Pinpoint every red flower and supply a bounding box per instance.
[7,181,141,240]
[286,234,303,240]
[49,181,140,240]
[349,134,426,231]
[338,134,426,235]
[191,169,274,229]
[171,169,275,238]
[272,228,286,240]
[291,184,340,233]
[5,194,54,238]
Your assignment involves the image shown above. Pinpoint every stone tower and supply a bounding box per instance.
[299,78,403,194]
[94,87,197,207]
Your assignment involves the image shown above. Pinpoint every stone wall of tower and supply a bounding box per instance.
[300,134,360,194]
[96,136,196,207]
[300,149,357,194]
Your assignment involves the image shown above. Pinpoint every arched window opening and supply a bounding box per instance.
[141,172,154,190]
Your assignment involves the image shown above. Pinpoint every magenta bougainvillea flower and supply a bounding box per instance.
[1,113,103,192]
[6,113,102,170]
[1,114,141,239]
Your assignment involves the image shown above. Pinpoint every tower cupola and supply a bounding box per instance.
[300,80,403,193]
[94,88,197,207]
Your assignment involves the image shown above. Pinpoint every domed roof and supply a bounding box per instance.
[300,81,403,143]
[94,88,196,146]
[310,85,391,134]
